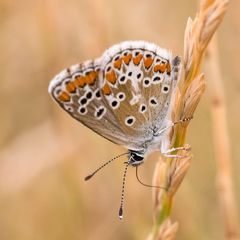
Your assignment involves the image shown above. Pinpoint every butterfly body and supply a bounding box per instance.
[49,41,181,164]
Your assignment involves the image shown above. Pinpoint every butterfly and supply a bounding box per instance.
[48,41,189,218]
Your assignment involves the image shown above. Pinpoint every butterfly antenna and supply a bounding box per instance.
[135,166,166,189]
[118,163,129,220]
[84,152,128,181]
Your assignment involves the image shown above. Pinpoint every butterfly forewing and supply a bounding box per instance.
[49,59,137,148]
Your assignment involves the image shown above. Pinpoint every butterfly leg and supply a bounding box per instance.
[161,145,191,158]
[155,117,193,137]
[173,117,193,125]
[160,137,191,158]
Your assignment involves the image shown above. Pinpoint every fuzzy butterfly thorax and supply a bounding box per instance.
[49,41,181,159]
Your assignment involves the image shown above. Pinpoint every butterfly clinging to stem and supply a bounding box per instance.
[48,41,191,219]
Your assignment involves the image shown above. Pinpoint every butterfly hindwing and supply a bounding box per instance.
[98,41,181,145]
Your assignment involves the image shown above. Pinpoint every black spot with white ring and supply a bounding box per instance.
[149,97,158,107]
[128,71,132,77]
[139,104,147,113]
[94,106,106,119]
[111,99,120,109]
[114,55,120,61]
[119,75,127,84]
[106,65,112,72]
[153,76,161,82]
[162,84,170,94]
[134,51,140,56]
[117,92,125,101]
[79,107,87,115]
[80,98,87,105]
[137,73,142,79]
[64,105,73,112]
[55,87,62,95]
[125,116,136,126]
[86,91,93,100]
[95,66,100,72]
[143,78,151,88]
[145,53,153,58]
[95,90,101,99]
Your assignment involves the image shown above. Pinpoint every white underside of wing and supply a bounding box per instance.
[101,40,172,66]
[48,40,179,154]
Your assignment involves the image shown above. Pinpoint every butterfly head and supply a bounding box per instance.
[127,149,145,166]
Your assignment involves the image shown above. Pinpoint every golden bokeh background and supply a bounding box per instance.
[0,0,239,239]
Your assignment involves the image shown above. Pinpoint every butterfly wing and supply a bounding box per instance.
[49,41,181,151]
[98,41,181,148]
[48,59,140,149]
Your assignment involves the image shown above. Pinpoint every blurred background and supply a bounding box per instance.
[0,0,239,239]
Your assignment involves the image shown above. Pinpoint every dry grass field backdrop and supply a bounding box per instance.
[0,0,239,239]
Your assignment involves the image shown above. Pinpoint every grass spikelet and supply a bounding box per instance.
[147,0,229,239]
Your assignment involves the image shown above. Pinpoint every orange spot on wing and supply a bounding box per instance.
[123,54,132,65]
[85,71,97,85]
[133,54,143,65]
[106,70,117,84]
[166,63,171,74]
[66,81,76,93]
[153,63,166,73]
[58,91,70,102]
[102,83,111,95]
[144,57,154,69]
[74,76,86,88]
[114,58,122,69]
